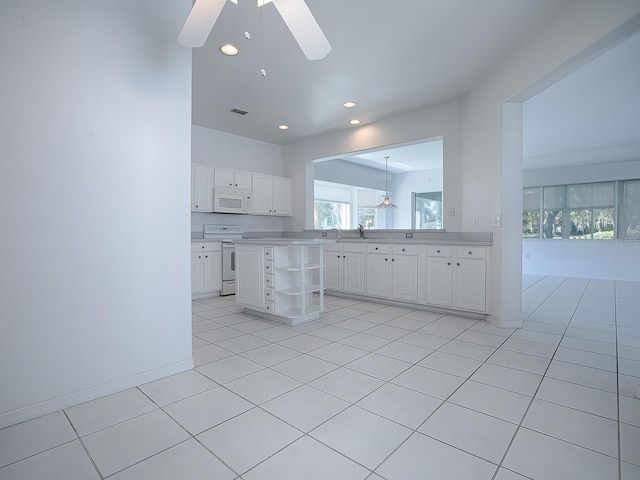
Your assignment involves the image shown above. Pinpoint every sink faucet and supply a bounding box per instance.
[358,224,364,239]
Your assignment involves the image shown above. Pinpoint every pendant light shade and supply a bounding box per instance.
[377,156,397,209]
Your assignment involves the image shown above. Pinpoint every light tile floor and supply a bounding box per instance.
[1,275,640,479]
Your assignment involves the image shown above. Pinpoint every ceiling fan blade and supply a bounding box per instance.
[271,0,331,60]
[178,0,227,48]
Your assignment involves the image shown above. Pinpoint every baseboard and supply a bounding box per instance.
[0,358,193,429]
[486,314,523,329]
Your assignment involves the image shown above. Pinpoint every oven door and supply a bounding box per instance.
[222,243,236,282]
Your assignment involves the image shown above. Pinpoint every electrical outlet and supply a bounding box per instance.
[321,232,327,237]
[474,217,479,227]
[406,232,413,238]
[492,216,501,227]
[448,206,456,216]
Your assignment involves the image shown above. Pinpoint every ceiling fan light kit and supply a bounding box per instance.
[178,0,331,61]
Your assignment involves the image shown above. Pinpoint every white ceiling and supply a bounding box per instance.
[523,31,640,170]
[190,0,568,145]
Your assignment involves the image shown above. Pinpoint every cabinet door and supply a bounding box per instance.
[391,255,418,302]
[272,176,292,216]
[236,246,265,309]
[343,252,365,294]
[454,259,486,312]
[324,251,343,291]
[234,170,252,190]
[214,167,234,188]
[366,254,389,297]
[192,164,214,212]
[191,252,204,294]
[249,174,274,215]
[426,257,453,307]
[203,251,222,292]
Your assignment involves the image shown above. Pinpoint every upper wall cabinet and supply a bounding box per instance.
[191,164,214,212]
[215,168,252,191]
[249,174,292,216]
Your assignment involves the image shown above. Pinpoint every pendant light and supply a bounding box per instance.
[377,156,397,209]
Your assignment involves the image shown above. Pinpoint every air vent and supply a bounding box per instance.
[230,108,248,115]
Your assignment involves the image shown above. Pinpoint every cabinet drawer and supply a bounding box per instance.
[392,244,418,255]
[367,243,390,254]
[265,301,274,314]
[325,244,342,253]
[427,246,453,257]
[264,261,273,274]
[343,242,366,253]
[264,247,274,260]
[265,287,274,301]
[191,241,221,252]
[264,274,274,288]
[456,247,486,259]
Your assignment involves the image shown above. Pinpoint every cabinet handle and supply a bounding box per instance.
[205,255,208,258]
[375,247,378,250]
[402,248,405,252]
[468,251,472,255]
[195,204,199,208]
[385,258,388,261]
[337,255,341,258]
[457,262,461,266]
[437,249,441,253]
[343,255,346,258]
[198,256,202,259]
[447,262,451,265]
[392,258,395,262]
[202,246,205,249]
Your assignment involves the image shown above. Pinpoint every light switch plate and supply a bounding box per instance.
[492,216,501,227]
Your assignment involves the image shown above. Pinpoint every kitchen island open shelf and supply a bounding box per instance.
[235,239,333,325]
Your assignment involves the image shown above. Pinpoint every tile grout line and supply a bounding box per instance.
[614,280,622,480]
[62,409,104,480]
[491,276,608,478]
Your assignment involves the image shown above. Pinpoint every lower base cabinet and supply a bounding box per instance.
[191,242,222,298]
[236,242,326,324]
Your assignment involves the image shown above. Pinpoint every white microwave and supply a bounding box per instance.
[213,188,250,214]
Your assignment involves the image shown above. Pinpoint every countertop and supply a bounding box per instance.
[234,238,336,246]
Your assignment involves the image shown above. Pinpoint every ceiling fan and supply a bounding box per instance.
[178,0,331,60]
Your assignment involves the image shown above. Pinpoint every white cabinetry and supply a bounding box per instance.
[214,168,251,190]
[191,164,214,212]
[236,241,327,324]
[390,244,418,303]
[454,247,487,312]
[235,245,264,309]
[423,245,487,313]
[249,174,292,216]
[191,242,222,298]
[324,243,366,294]
[365,243,418,302]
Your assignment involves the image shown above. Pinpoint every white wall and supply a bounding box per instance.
[0,1,193,427]
[282,101,463,232]
[523,240,640,281]
[394,168,444,229]
[524,160,640,187]
[191,125,285,233]
[283,1,640,326]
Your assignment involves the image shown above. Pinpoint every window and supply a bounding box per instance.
[314,200,350,229]
[523,181,623,240]
[412,192,443,229]
[618,179,640,240]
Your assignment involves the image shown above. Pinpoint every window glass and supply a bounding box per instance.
[314,201,350,229]
[522,211,540,238]
[523,187,541,211]
[542,210,563,238]
[567,182,614,208]
[543,185,565,209]
[619,179,640,240]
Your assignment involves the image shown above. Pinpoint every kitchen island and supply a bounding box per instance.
[234,239,335,325]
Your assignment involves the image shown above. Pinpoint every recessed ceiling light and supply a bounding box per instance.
[220,44,238,56]
[278,125,289,130]
[343,101,356,108]
[349,119,361,125]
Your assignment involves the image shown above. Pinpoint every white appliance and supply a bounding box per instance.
[213,188,250,214]
[203,225,243,295]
